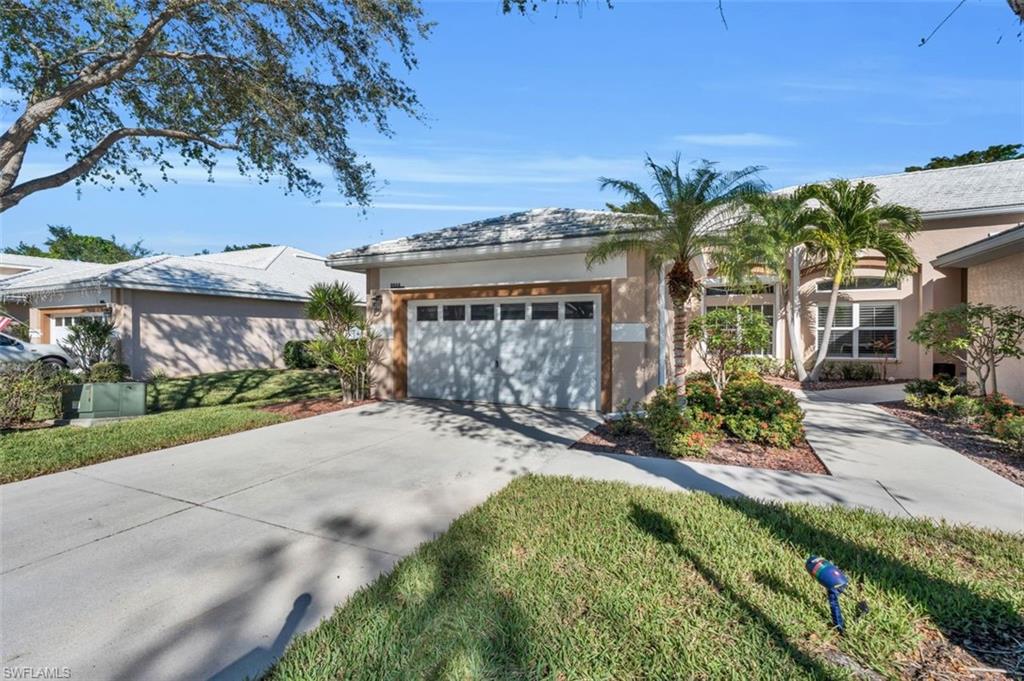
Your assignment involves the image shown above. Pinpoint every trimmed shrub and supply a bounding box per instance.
[0,363,74,428]
[643,385,687,454]
[608,399,644,436]
[726,355,785,379]
[685,375,719,412]
[993,415,1024,454]
[283,340,318,369]
[724,414,760,442]
[843,362,877,381]
[88,362,130,383]
[905,378,970,398]
[721,377,804,447]
[979,393,1016,420]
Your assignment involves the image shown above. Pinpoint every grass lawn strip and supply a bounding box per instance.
[267,475,1023,680]
[0,405,288,483]
[146,368,342,412]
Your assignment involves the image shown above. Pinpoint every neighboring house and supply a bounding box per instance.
[933,224,1024,403]
[0,246,364,377]
[329,159,1024,412]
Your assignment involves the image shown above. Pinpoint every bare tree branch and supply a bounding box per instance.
[0,127,238,212]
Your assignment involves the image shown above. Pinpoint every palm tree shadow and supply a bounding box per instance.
[627,503,837,679]
[207,593,312,681]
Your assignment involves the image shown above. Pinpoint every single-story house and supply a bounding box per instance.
[328,159,1024,412]
[0,246,364,377]
[933,224,1024,402]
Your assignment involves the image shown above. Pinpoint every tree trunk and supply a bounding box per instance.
[672,298,688,404]
[990,359,999,396]
[787,247,808,381]
[808,270,844,381]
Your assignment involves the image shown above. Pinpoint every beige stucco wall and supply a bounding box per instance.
[776,216,1021,379]
[117,289,319,378]
[966,250,1024,403]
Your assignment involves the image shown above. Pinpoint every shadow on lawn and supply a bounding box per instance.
[629,499,1024,677]
[147,370,338,411]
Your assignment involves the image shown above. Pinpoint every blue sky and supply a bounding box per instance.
[1,0,1021,256]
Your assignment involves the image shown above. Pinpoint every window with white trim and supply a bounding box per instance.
[815,302,897,359]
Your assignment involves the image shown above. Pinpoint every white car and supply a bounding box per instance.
[0,332,73,367]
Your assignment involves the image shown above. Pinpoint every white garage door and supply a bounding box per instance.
[408,296,600,410]
[49,312,106,346]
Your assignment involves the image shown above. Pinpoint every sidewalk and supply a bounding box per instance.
[539,383,1023,534]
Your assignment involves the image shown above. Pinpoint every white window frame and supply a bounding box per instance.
[814,301,899,360]
[815,276,898,293]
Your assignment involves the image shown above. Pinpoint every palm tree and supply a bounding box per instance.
[306,281,362,334]
[803,179,921,381]
[712,188,817,381]
[586,155,766,397]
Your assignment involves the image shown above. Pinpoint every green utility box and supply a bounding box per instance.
[62,382,147,421]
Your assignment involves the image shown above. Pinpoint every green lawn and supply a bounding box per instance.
[0,405,287,483]
[146,369,341,411]
[267,476,1024,680]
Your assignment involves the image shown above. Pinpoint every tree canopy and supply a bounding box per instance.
[905,144,1023,172]
[4,225,151,263]
[223,243,275,252]
[0,0,431,213]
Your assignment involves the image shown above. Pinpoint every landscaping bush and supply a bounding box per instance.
[684,374,719,412]
[725,355,785,379]
[643,385,688,453]
[283,340,318,369]
[842,362,878,381]
[88,362,130,383]
[0,363,74,428]
[905,378,971,398]
[721,377,804,447]
[992,415,1024,454]
[905,394,983,424]
[609,399,644,436]
[979,393,1017,420]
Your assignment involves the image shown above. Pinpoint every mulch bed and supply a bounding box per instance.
[878,401,1024,488]
[260,397,376,419]
[572,423,830,475]
[766,376,909,391]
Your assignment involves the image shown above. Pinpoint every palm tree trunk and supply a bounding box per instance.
[787,247,808,381]
[672,298,688,403]
[808,270,843,381]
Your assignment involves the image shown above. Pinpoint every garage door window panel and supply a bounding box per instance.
[417,306,438,322]
[500,303,526,320]
[443,305,466,321]
[531,302,559,320]
[470,304,494,321]
[565,301,594,319]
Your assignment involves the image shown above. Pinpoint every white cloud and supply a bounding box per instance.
[364,153,639,186]
[674,133,796,148]
[318,201,524,212]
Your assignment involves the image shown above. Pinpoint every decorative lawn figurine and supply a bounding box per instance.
[805,555,850,633]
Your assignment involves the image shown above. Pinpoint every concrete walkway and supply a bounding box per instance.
[542,382,1023,534]
[796,385,1023,533]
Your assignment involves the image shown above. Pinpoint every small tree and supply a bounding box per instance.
[687,307,772,398]
[305,281,377,400]
[909,303,1024,396]
[58,318,116,372]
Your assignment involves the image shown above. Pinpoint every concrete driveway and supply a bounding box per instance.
[1,400,600,681]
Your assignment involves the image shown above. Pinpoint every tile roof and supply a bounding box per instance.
[329,207,639,260]
[781,158,1024,215]
[332,160,1024,261]
[0,246,365,302]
